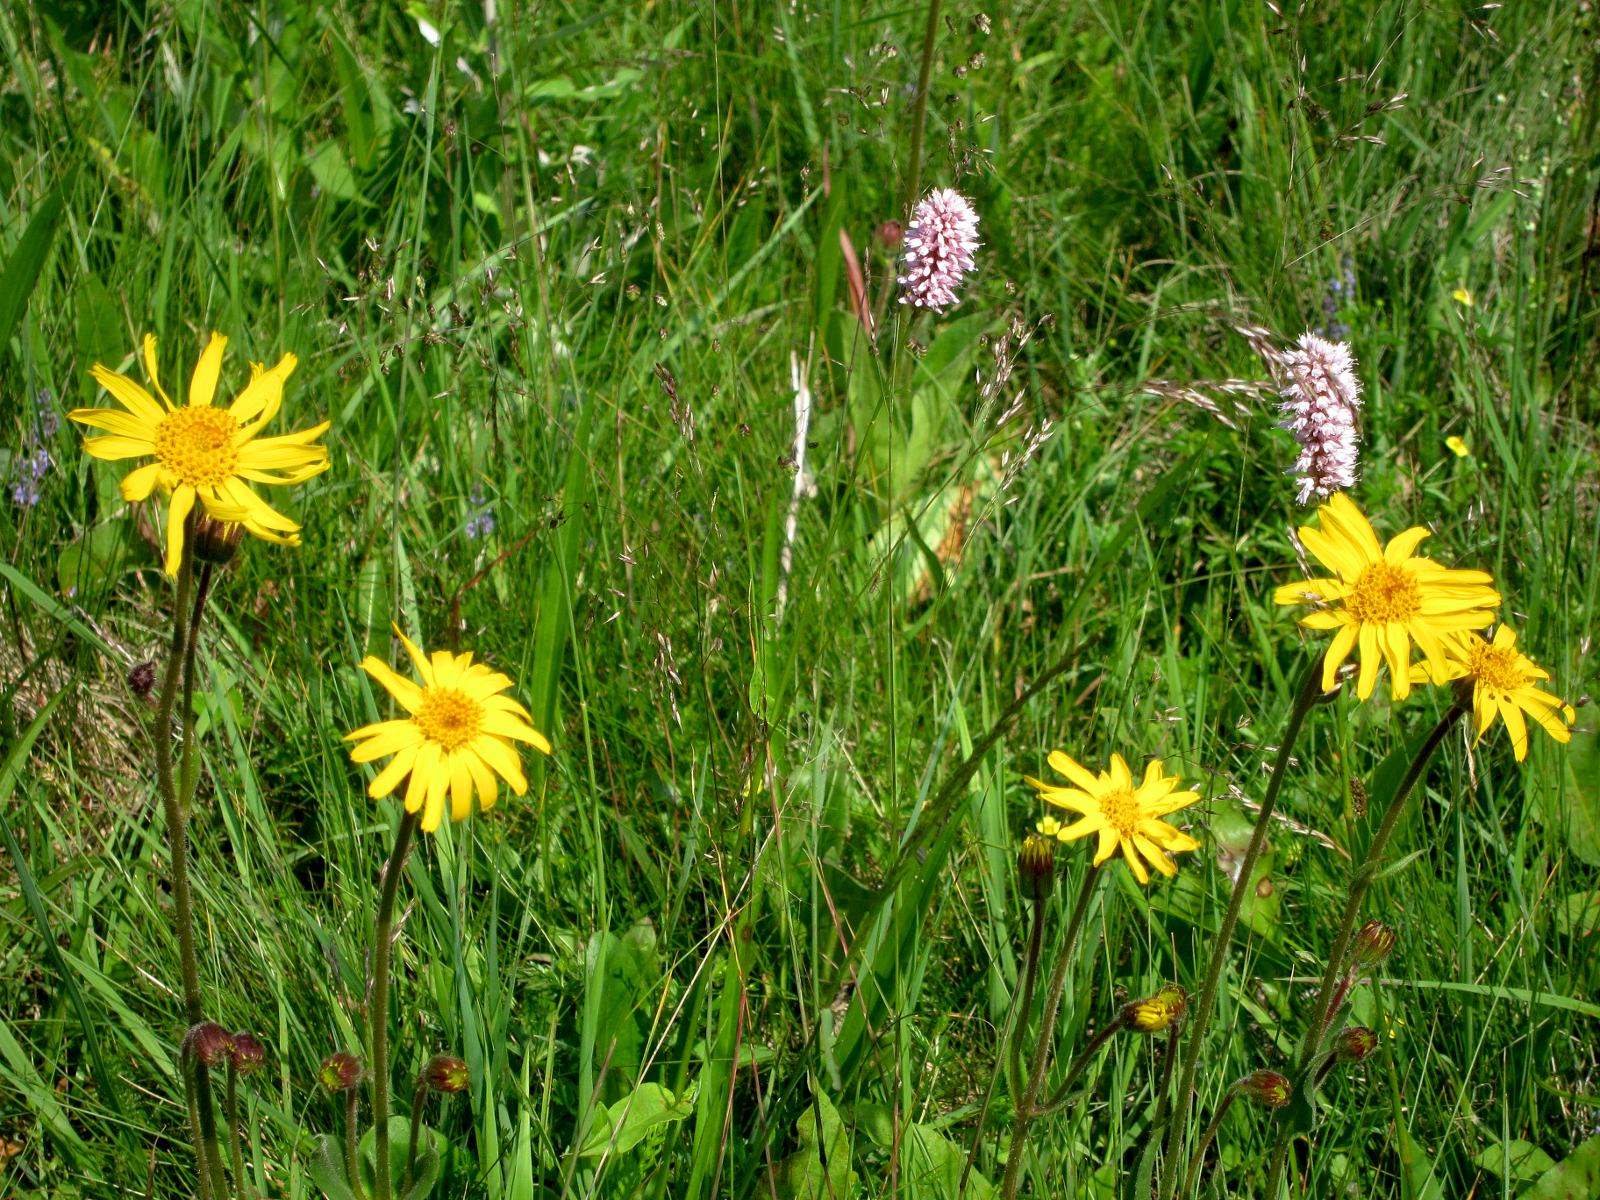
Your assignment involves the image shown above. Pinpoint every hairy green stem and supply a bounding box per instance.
[227,1061,249,1200]
[347,1086,366,1200]
[183,1048,212,1200]
[195,1060,230,1199]
[371,807,419,1200]
[178,561,215,815]
[1006,899,1045,1102]
[1181,1090,1237,1199]
[1034,1016,1122,1115]
[1160,656,1325,1199]
[1151,1023,1182,1135]
[1262,699,1468,1199]
[404,1080,427,1195]
[997,863,1099,1200]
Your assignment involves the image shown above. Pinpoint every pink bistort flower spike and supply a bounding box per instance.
[897,188,980,313]
[1277,332,1363,504]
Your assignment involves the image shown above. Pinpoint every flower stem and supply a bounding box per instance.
[1034,1017,1122,1115]
[194,1059,231,1199]
[227,1061,249,1199]
[371,807,419,1200]
[404,1079,427,1195]
[1151,1023,1182,1135]
[902,0,942,226]
[997,863,1100,1200]
[1159,656,1325,1199]
[347,1086,366,1200]
[178,561,215,815]
[183,1047,212,1200]
[1261,699,1468,1200]
[1181,1091,1237,1199]
[1006,899,1045,1102]
[153,544,202,1023]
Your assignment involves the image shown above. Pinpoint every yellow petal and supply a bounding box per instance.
[1322,494,1384,563]
[165,486,196,575]
[120,462,163,502]
[1501,701,1528,761]
[68,406,158,440]
[464,750,500,812]
[1383,526,1431,565]
[1093,826,1119,866]
[1132,834,1176,876]
[81,434,157,461]
[357,657,426,713]
[1122,839,1150,885]
[1323,623,1360,691]
[394,627,434,685]
[1108,754,1132,789]
[1299,526,1366,580]
[449,752,475,822]
[369,744,420,798]
[91,363,167,424]
[189,333,228,408]
[1356,624,1381,700]
[405,741,439,816]
[229,353,298,435]
[1383,623,1412,701]
[1047,750,1102,792]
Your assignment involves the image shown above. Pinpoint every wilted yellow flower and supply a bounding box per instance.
[1026,752,1200,885]
[1445,435,1470,458]
[1410,626,1574,760]
[1123,985,1188,1033]
[1274,493,1501,701]
[69,333,330,575]
[346,628,552,832]
[1451,288,1474,307]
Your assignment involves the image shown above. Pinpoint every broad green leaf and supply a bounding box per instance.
[855,1103,994,1200]
[305,1134,360,1200]
[0,173,71,354]
[1476,1140,1556,1181]
[359,1116,443,1200]
[579,1083,694,1157]
[769,1088,856,1200]
[1523,1134,1600,1200]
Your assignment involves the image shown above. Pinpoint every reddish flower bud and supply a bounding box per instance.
[128,661,157,700]
[319,1051,364,1093]
[1016,834,1056,903]
[421,1055,470,1094]
[183,1022,234,1068]
[876,220,903,250]
[229,1032,267,1076]
[1354,921,1397,967]
[1234,1070,1292,1107]
[1333,1026,1379,1063]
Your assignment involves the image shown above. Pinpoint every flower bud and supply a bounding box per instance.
[183,1022,234,1068]
[1353,921,1397,967]
[421,1055,470,1094]
[319,1051,364,1093]
[192,515,246,566]
[229,1032,267,1076]
[1017,834,1056,903]
[1333,1026,1379,1063]
[1122,985,1188,1034]
[1233,1070,1292,1107]
[128,661,158,700]
[876,220,903,250]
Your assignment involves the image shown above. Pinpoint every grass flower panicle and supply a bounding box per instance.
[1410,626,1575,759]
[897,188,980,313]
[1274,493,1500,700]
[68,333,330,574]
[1277,332,1362,504]
[346,627,552,832]
[1029,751,1200,884]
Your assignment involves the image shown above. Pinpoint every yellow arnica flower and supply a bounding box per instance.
[345,628,552,832]
[1274,493,1501,701]
[1028,751,1200,885]
[1409,626,1575,761]
[68,333,330,575]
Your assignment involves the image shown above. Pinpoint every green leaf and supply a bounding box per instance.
[358,1116,443,1200]
[768,1087,856,1200]
[1554,891,1600,939]
[1522,1133,1600,1199]
[1557,726,1600,868]
[305,1134,360,1200]
[0,172,72,355]
[75,275,124,404]
[579,1082,694,1157]
[855,1103,994,1200]
[1475,1140,1556,1181]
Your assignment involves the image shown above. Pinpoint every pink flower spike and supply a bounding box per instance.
[897,188,980,314]
[1277,332,1363,504]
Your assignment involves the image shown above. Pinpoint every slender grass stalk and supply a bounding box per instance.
[1181,1090,1236,1199]
[371,808,420,1200]
[1159,656,1325,1199]
[902,0,942,226]
[1261,697,1469,1198]
[998,863,1100,1200]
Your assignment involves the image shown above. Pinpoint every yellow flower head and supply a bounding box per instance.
[1274,493,1501,701]
[1026,751,1200,885]
[68,333,330,575]
[1445,435,1470,458]
[1409,626,1574,761]
[345,628,553,832]
[1123,984,1189,1033]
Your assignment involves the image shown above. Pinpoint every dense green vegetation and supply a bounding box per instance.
[1,0,1598,1196]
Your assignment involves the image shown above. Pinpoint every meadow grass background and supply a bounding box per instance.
[2,0,1599,1196]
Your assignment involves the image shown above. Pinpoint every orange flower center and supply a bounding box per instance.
[413,687,485,751]
[1345,560,1421,625]
[1099,787,1141,837]
[1466,641,1525,696]
[156,406,240,487]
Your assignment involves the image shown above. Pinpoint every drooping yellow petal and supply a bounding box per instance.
[120,462,163,502]
[369,744,420,798]
[165,486,197,575]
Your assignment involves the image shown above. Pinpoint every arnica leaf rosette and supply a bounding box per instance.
[68,333,330,575]
[1274,493,1500,701]
[345,627,552,832]
[1028,751,1200,885]
[1410,626,1575,760]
